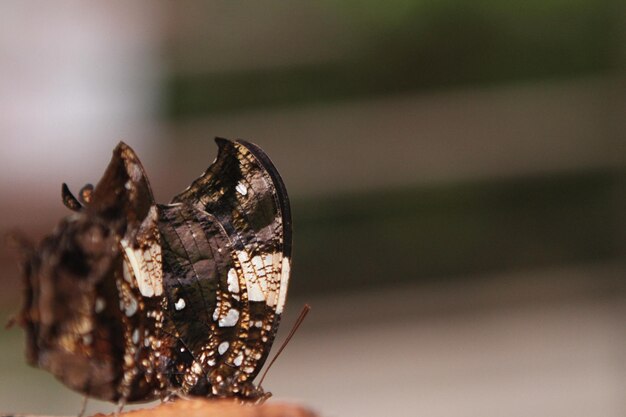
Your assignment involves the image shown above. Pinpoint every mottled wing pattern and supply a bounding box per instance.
[92,143,170,402]
[18,138,291,403]
[160,138,292,398]
[19,143,169,402]
[19,214,125,402]
[89,143,171,402]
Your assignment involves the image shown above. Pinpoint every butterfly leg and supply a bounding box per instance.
[77,395,89,417]
[160,390,177,403]
[255,391,273,405]
[114,397,127,417]
[163,388,189,402]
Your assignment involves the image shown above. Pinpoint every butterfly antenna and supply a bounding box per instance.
[258,304,311,387]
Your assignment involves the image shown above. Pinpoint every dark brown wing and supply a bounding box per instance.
[19,142,165,402]
[160,138,292,398]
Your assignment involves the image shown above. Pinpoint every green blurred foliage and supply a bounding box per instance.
[290,170,622,294]
[164,0,622,119]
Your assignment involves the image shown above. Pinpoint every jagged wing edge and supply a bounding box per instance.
[233,139,292,260]
[90,141,156,226]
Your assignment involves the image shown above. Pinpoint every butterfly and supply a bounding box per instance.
[17,138,292,404]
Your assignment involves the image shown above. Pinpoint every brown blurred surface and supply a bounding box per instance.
[1,399,318,417]
[94,399,318,417]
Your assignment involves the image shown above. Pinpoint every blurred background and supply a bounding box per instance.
[0,1,625,416]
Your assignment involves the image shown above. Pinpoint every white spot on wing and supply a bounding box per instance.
[227,268,239,293]
[237,250,266,302]
[218,308,240,327]
[218,341,229,355]
[247,283,265,302]
[233,352,244,366]
[127,161,144,182]
[174,298,186,310]
[124,297,138,317]
[191,362,202,375]
[276,257,290,314]
[263,253,274,269]
[251,255,265,274]
[122,259,133,284]
[237,250,250,263]
[95,297,106,313]
[121,238,163,298]
[236,182,248,196]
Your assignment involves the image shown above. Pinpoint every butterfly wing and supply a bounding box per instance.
[19,142,166,402]
[159,138,291,398]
